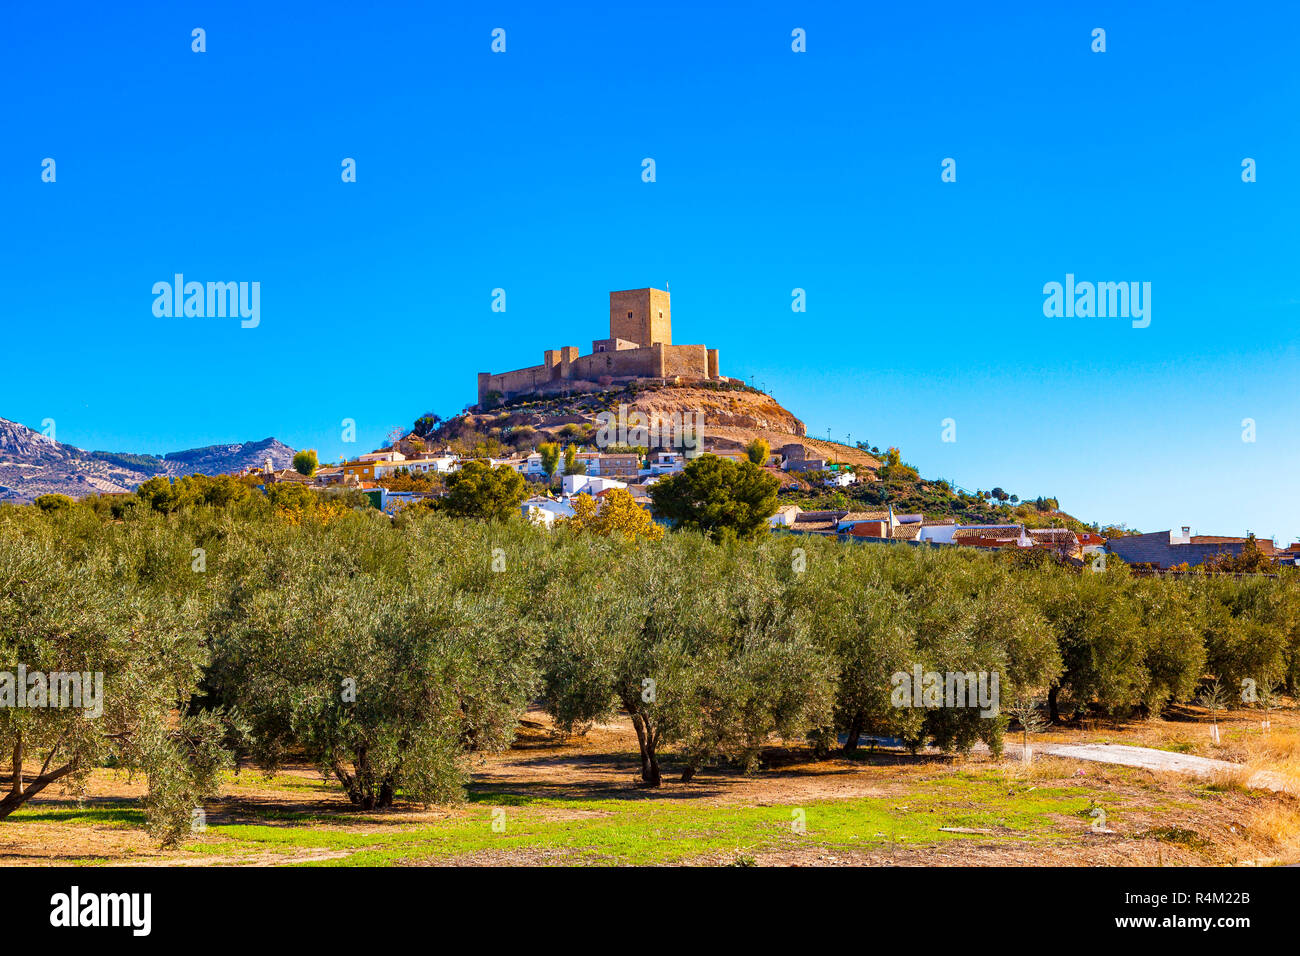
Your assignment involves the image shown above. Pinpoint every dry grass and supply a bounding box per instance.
[1204,765,1255,793]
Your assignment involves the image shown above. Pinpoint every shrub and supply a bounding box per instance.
[442,461,527,521]
[648,454,779,540]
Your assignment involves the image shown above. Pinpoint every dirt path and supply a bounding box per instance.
[1009,742,1296,794]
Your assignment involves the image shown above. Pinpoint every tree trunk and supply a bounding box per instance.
[1048,685,1060,724]
[631,713,648,777]
[354,746,377,809]
[842,712,864,754]
[644,751,660,787]
[9,738,22,799]
[330,760,358,805]
[647,725,662,787]
[0,761,75,820]
[630,713,661,787]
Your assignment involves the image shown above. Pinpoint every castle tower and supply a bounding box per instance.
[609,288,671,348]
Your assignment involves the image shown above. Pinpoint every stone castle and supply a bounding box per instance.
[477,288,726,406]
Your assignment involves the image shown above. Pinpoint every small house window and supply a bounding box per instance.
[627,311,633,318]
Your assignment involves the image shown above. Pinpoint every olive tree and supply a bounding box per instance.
[0,518,230,845]
[208,514,540,808]
[786,540,920,753]
[1132,576,1205,713]
[1196,576,1292,698]
[540,534,833,785]
[1037,566,1146,721]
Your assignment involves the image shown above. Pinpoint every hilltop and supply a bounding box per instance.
[405,382,1108,531]
[0,417,295,503]
[436,281,1104,528]
[417,381,880,471]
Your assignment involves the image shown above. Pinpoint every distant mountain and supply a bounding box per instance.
[0,418,296,504]
[162,437,296,475]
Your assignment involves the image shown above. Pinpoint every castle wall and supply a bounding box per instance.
[478,289,722,405]
[660,344,709,379]
[570,346,663,382]
[479,362,558,403]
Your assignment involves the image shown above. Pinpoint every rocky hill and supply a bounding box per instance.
[629,384,879,469]
[420,383,1105,528]
[433,382,880,470]
[0,417,295,504]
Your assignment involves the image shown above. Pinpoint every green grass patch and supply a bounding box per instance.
[9,805,144,828]
[6,768,1129,867]
[173,772,1100,867]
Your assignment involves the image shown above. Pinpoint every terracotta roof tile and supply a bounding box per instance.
[840,511,889,522]
[953,525,1023,540]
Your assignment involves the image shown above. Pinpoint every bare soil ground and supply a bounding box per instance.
[2,704,1297,866]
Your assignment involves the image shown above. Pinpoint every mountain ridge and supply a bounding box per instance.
[0,417,296,503]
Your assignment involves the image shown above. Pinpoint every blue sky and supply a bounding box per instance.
[4,1,1299,539]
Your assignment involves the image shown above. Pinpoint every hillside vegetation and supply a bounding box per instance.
[412,384,1105,530]
[414,381,879,469]
[786,454,1107,532]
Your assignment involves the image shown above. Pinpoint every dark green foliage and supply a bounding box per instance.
[442,461,527,521]
[292,449,318,476]
[207,515,542,809]
[412,412,442,438]
[33,494,75,513]
[648,454,780,540]
[86,450,166,471]
[0,511,232,844]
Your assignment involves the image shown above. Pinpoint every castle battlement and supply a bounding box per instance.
[477,288,723,405]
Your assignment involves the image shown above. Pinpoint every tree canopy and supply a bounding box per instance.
[443,461,527,521]
[292,449,318,477]
[648,454,779,539]
[538,442,561,481]
[567,488,664,542]
[5,481,1299,827]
